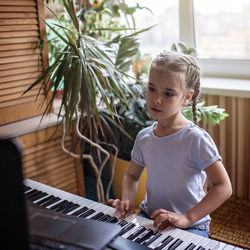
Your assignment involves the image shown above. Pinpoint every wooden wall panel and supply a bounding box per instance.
[18,125,85,196]
[0,0,49,125]
[201,94,250,200]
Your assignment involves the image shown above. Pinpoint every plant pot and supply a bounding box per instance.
[110,154,147,208]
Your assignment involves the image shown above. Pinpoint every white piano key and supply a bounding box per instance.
[179,233,207,249]
[193,235,213,249]
[204,238,226,249]
[213,241,228,250]
[222,245,235,250]
[173,229,198,250]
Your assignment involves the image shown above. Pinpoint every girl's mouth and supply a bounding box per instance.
[151,107,161,113]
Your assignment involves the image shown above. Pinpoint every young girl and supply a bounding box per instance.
[108,51,232,237]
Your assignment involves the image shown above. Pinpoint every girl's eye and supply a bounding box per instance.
[165,92,174,97]
[148,86,155,92]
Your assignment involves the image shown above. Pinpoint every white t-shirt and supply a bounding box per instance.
[131,122,222,229]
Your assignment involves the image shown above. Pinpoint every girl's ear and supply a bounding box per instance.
[183,89,194,106]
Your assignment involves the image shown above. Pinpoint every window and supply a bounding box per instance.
[180,0,250,78]
[132,0,250,79]
[127,0,179,56]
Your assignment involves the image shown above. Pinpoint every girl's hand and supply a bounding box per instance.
[151,209,191,230]
[107,199,135,218]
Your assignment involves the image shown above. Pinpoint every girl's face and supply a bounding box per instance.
[146,66,193,123]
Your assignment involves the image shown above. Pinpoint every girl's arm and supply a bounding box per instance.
[185,161,232,226]
[151,161,232,229]
[108,160,144,217]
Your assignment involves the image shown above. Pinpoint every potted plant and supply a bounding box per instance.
[24,0,153,203]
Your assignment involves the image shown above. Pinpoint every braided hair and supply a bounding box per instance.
[150,51,201,124]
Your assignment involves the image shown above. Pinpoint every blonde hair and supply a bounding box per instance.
[150,51,201,124]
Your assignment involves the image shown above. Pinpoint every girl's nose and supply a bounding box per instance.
[154,95,162,105]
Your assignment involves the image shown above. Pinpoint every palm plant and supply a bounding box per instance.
[24,0,153,203]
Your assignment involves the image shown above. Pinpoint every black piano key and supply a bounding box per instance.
[25,189,40,199]
[197,247,206,250]
[127,226,146,241]
[28,192,48,202]
[107,216,118,223]
[57,201,75,212]
[168,239,183,250]
[49,200,68,211]
[142,231,162,246]
[118,220,128,227]
[35,195,55,205]
[71,206,89,216]
[154,235,174,250]
[98,214,111,222]
[185,243,196,250]
[118,223,136,236]
[61,203,80,214]
[54,201,73,213]
[41,196,61,207]
[134,229,154,244]
[23,185,31,193]
[90,212,105,220]
[79,209,95,218]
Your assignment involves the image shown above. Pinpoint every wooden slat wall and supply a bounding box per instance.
[0,0,49,125]
[18,125,85,196]
[200,94,250,200]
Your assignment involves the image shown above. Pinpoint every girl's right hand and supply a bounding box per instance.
[107,199,135,218]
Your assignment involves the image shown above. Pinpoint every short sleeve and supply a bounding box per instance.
[131,132,145,167]
[195,132,222,170]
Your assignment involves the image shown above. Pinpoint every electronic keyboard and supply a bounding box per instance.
[24,179,243,250]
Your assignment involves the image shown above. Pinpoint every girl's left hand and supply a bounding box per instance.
[150,209,191,230]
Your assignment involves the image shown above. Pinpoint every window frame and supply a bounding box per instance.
[179,0,250,79]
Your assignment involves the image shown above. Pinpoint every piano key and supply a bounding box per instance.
[127,226,147,240]
[222,245,237,250]
[134,228,154,244]
[98,214,112,222]
[148,226,180,249]
[41,196,61,207]
[196,247,205,250]
[168,238,184,250]
[154,235,174,249]
[79,208,95,218]
[23,185,31,192]
[24,179,244,250]
[50,200,69,211]
[118,220,129,227]
[185,243,196,250]
[194,236,213,250]
[60,203,80,214]
[107,216,118,223]
[91,212,105,220]
[118,223,136,236]
[142,231,162,246]
[71,206,89,216]
[173,230,198,250]
[25,189,40,199]
[203,238,223,249]
[183,234,208,250]
[28,191,48,202]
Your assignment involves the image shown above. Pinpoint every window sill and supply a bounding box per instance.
[201,77,250,98]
